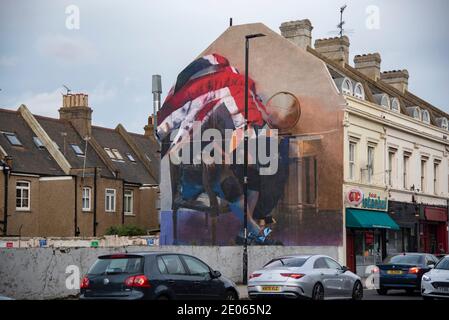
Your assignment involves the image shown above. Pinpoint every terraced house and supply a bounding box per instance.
[0,93,160,237]
[280,19,449,275]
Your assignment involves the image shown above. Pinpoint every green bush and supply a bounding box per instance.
[105,225,147,236]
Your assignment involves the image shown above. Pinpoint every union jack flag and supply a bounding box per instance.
[156,53,267,157]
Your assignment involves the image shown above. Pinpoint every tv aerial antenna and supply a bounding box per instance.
[62,84,71,95]
[328,4,354,37]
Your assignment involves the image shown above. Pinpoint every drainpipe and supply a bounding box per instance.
[74,175,79,236]
[93,167,98,236]
[122,180,125,225]
[1,160,10,236]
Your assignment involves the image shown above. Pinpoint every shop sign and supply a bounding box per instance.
[362,192,387,210]
[347,188,363,206]
[346,188,387,211]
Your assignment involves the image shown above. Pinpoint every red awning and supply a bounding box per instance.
[425,207,448,222]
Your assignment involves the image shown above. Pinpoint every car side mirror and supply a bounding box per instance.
[211,270,221,279]
[341,266,349,273]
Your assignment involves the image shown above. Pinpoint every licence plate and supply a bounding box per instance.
[387,270,403,275]
[438,287,449,293]
[261,286,281,292]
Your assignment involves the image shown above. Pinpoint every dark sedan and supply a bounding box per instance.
[79,252,239,300]
[375,253,439,295]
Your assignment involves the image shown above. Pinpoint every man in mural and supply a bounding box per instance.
[157,53,297,245]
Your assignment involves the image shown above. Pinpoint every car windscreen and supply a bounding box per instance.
[264,257,308,268]
[384,255,424,265]
[435,257,449,270]
[88,255,144,275]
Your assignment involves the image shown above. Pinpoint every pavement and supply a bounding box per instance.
[237,285,423,300]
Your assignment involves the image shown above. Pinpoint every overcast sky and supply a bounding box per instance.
[1,0,448,133]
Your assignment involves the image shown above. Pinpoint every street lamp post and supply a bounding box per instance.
[243,33,265,285]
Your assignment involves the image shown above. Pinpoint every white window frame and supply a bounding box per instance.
[105,188,116,212]
[71,144,84,156]
[421,159,427,193]
[367,146,375,184]
[421,110,430,124]
[349,142,356,180]
[353,83,365,100]
[104,148,116,159]
[403,154,410,190]
[434,161,440,195]
[16,180,30,211]
[388,151,396,187]
[124,189,134,215]
[111,149,124,161]
[82,187,92,212]
[390,98,400,113]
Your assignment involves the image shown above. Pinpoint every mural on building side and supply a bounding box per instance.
[158,53,342,246]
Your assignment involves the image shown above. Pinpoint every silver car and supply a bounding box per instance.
[248,255,363,300]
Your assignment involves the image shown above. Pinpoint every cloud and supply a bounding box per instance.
[9,83,116,117]
[19,88,62,117]
[36,34,97,64]
[0,56,18,67]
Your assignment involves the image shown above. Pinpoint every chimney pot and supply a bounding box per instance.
[59,93,92,137]
[381,69,409,93]
[314,36,350,66]
[280,19,313,50]
[354,53,382,81]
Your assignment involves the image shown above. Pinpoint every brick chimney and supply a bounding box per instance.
[314,36,350,67]
[280,19,313,50]
[144,115,155,137]
[381,70,409,93]
[354,53,381,81]
[59,93,92,138]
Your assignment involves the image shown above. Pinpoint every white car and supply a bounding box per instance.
[421,255,449,300]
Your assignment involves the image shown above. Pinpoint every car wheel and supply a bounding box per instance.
[376,287,388,295]
[352,281,363,300]
[312,283,324,300]
[225,290,238,300]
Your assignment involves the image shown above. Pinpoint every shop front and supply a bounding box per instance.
[345,187,399,277]
[387,201,419,255]
[420,206,448,254]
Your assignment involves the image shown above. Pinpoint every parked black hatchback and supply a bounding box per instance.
[79,252,239,300]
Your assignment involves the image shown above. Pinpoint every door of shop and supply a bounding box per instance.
[353,229,384,277]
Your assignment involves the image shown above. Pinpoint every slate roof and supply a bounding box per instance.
[0,108,64,176]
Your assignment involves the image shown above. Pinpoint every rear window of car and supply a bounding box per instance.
[384,255,424,265]
[88,255,143,275]
[264,257,307,268]
[436,257,449,270]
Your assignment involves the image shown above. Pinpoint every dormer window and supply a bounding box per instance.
[373,93,390,108]
[4,132,22,146]
[421,110,430,124]
[390,98,401,113]
[335,77,353,96]
[436,117,448,130]
[353,82,365,100]
[406,106,421,120]
[71,144,84,156]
